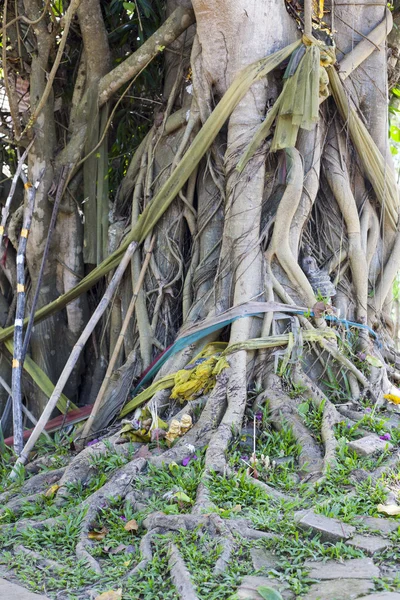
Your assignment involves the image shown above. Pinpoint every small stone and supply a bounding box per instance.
[348,435,393,457]
[0,579,49,599]
[355,516,399,536]
[236,575,294,600]
[295,509,356,542]
[346,534,390,556]
[356,594,400,600]
[305,578,374,600]
[304,557,380,580]
[385,416,400,430]
[250,547,280,571]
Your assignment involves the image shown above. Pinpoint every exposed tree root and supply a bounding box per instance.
[293,367,341,473]
[75,457,146,574]
[14,545,65,573]
[260,373,324,480]
[168,542,200,600]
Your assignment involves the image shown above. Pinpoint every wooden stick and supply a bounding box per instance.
[9,241,138,477]
[80,236,155,443]
[0,140,34,249]
[12,173,42,456]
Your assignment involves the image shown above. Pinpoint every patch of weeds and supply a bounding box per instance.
[228,421,301,492]
[207,470,285,517]
[298,399,324,443]
[174,529,252,600]
[377,529,400,567]
[313,437,390,499]
[334,421,364,441]
[316,478,388,523]
[245,496,364,596]
[88,440,137,473]
[374,576,400,593]
[136,452,204,513]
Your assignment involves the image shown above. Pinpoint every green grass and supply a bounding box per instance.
[0,394,399,599]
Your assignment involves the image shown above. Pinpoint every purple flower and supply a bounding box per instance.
[87,438,99,446]
[182,455,198,467]
[255,412,263,422]
[365,408,371,413]
[379,433,391,441]
[241,455,249,461]
[119,515,127,521]
[347,424,352,429]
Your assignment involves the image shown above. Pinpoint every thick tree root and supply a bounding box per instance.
[293,367,341,474]
[168,542,200,600]
[260,374,324,480]
[76,457,146,573]
[55,435,139,505]
[14,545,65,572]
[0,467,65,508]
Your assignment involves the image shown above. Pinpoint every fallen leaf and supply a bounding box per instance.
[257,586,283,600]
[377,503,400,516]
[124,519,139,533]
[365,354,382,368]
[110,544,127,555]
[173,491,192,504]
[313,301,327,318]
[134,444,152,459]
[95,590,122,600]
[44,484,60,498]
[88,526,109,540]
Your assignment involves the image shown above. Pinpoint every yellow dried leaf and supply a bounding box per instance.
[44,484,60,498]
[124,519,138,533]
[88,526,109,540]
[95,589,122,600]
[377,504,400,516]
[123,560,131,567]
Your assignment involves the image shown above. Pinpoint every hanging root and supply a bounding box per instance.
[265,147,316,307]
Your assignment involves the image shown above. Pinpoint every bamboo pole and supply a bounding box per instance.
[0,140,34,249]
[80,236,155,443]
[0,374,51,440]
[9,241,138,477]
[12,173,42,456]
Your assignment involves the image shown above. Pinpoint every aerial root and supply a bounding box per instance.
[55,435,137,505]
